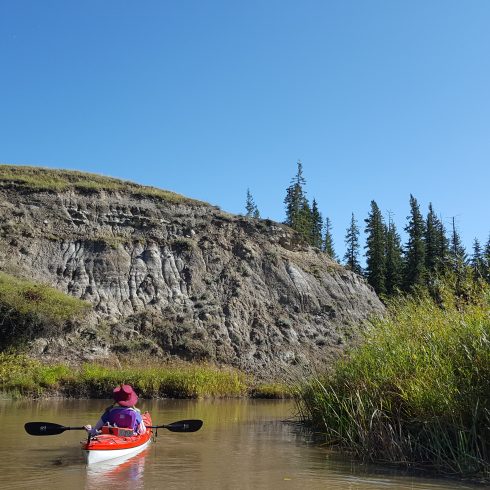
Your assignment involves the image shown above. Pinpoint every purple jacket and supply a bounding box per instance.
[89,406,144,435]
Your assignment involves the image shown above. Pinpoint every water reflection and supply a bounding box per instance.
[85,448,148,490]
[0,399,479,490]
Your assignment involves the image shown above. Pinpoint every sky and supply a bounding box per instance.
[1,1,489,259]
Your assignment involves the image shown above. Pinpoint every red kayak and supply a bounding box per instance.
[81,412,152,465]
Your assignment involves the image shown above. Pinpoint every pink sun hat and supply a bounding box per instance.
[113,384,138,407]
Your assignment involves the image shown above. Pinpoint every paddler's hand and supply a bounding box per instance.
[83,424,92,433]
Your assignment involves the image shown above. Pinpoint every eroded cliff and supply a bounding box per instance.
[0,167,384,376]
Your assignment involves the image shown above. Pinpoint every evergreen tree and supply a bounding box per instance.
[364,200,386,295]
[297,198,313,243]
[484,235,490,283]
[449,217,471,296]
[385,214,403,296]
[245,188,260,218]
[344,213,362,275]
[284,160,312,243]
[403,195,426,290]
[449,217,467,273]
[435,214,450,274]
[471,238,485,280]
[284,160,306,228]
[310,199,323,248]
[425,203,439,276]
[323,217,337,260]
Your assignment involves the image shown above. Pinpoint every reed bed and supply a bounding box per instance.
[297,284,490,479]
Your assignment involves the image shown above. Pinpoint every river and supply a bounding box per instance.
[0,399,478,489]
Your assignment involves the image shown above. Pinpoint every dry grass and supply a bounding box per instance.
[0,164,203,204]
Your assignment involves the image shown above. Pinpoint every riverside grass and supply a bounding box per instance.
[0,353,291,399]
[297,283,490,479]
[0,354,247,398]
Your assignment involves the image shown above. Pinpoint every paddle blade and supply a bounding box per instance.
[25,422,67,436]
[164,419,203,433]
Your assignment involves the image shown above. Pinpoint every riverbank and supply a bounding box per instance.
[0,353,291,399]
[296,282,490,481]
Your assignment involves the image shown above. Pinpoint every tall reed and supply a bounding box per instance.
[297,283,490,479]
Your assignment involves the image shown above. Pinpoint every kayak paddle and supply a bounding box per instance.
[146,419,203,433]
[25,422,85,436]
[25,419,203,436]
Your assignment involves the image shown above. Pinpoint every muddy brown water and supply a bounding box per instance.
[0,399,478,489]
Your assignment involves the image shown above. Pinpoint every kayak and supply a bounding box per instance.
[81,412,152,465]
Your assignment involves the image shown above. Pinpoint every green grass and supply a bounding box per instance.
[0,164,203,204]
[0,272,90,324]
[296,283,490,480]
[250,382,294,399]
[0,354,297,399]
[0,354,249,398]
[76,361,248,398]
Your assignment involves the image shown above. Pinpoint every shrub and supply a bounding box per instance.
[0,272,90,346]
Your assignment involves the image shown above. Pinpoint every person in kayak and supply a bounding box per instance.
[84,384,146,436]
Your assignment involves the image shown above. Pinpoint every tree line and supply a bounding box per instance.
[246,160,490,298]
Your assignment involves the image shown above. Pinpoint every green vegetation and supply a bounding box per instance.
[364,200,386,295]
[343,213,362,274]
[266,161,490,299]
[245,188,260,218]
[0,164,201,204]
[0,272,89,322]
[0,355,249,398]
[0,354,292,399]
[323,217,336,260]
[0,272,90,346]
[250,382,292,399]
[296,282,490,479]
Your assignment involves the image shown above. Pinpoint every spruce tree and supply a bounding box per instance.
[425,203,439,276]
[449,217,471,296]
[323,217,337,260]
[284,160,312,243]
[297,198,313,244]
[449,217,467,273]
[344,213,362,275]
[471,238,485,280]
[385,214,403,296]
[484,235,490,283]
[310,199,323,248]
[403,195,426,290]
[245,188,260,218]
[284,160,306,228]
[364,200,386,295]
[434,214,450,274]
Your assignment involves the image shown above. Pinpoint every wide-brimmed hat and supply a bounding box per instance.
[113,384,138,407]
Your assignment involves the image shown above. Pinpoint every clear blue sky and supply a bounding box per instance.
[1,1,489,259]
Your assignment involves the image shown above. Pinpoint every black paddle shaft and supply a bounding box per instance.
[24,422,85,436]
[146,419,203,433]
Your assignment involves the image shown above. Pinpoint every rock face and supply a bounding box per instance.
[0,178,384,376]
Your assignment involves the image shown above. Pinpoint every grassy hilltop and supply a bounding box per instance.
[0,164,201,204]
